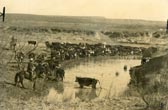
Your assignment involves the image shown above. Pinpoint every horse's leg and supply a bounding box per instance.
[18,63,20,70]
[14,74,20,87]
[10,44,13,50]
[42,72,47,81]
[13,46,15,51]
[29,71,33,81]
[61,76,63,81]
[33,80,36,91]
[15,79,19,87]
[20,79,25,88]
[58,74,62,81]
[15,82,18,87]
[11,45,13,50]
[14,74,17,86]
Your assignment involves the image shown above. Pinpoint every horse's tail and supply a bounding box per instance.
[63,70,65,79]
[14,73,19,84]
[97,79,102,89]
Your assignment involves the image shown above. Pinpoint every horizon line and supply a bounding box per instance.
[6,13,167,22]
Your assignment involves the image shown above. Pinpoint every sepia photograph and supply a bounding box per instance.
[0,0,168,110]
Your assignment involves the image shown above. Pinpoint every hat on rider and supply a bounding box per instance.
[30,58,33,61]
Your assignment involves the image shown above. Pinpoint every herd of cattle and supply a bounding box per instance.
[45,41,145,61]
[10,36,156,90]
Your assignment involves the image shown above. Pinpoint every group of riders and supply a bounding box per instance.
[10,36,65,90]
[27,56,64,81]
[15,55,65,90]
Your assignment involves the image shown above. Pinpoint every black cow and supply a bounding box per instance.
[45,41,52,49]
[28,41,37,46]
[55,68,65,81]
[124,65,127,71]
[75,77,101,89]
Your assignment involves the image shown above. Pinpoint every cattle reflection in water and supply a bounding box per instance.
[75,88,100,101]
[55,82,64,93]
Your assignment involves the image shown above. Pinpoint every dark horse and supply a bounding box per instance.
[14,65,43,91]
[14,63,53,90]
[55,68,65,81]
[14,70,37,90]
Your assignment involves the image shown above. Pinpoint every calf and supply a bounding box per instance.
[28,41,37,46]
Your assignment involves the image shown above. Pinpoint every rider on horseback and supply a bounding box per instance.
[27,58,35,80]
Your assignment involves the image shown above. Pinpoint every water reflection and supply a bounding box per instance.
[55,82,64,94]
[75,88,99,101]
[47,58,141,102]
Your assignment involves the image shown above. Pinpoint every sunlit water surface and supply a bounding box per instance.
[47,58,141,102]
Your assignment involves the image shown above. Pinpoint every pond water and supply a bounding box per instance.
[47,58,141,102]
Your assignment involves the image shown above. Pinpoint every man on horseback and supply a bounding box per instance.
[15,67,27,88]
[10,36,17,51]
[15,51,25,70]
[48,57,58,76]
[15,61,36,90]
[35,61,46,78]
[27,58,35,81]
[55,63,65,81]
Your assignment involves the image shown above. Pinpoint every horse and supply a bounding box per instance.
[14,64,48,91]
[14,68,37,90]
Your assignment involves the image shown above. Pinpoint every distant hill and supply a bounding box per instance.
[0,13,166,32]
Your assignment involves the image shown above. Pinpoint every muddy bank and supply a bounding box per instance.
[128,54,168,110]
[129,54,168,86]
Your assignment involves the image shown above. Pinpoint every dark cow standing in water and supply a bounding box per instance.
[28,40,37,46]
[55,67,65,81]
[75,77,101,89]
[124,65,127,71]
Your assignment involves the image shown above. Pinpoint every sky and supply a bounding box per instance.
[0,0,168,21]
